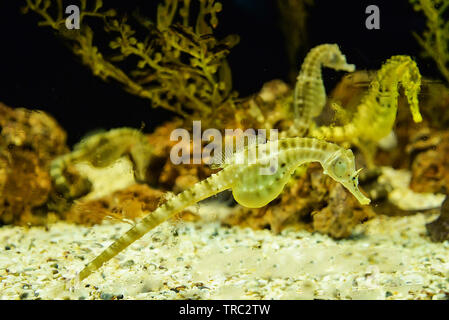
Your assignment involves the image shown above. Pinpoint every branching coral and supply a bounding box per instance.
[23,0,240,125]
[409,130,449,193]
[426,193,449,242]
[410,0,449,83]
[0,102,68,225]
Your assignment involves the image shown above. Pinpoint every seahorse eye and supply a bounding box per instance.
[329,52,339,64]
[333,157,347,178]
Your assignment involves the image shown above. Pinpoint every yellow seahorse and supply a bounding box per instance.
[50,128,153,198]
[311,55,423,166]
[289,43,355,137]
[75,137,370,282]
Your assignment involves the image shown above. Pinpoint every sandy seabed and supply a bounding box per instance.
[0,201,448,300]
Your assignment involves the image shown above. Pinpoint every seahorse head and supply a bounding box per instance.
[322,149,371,205]
[381,56,423,123]
[322,44,355,73]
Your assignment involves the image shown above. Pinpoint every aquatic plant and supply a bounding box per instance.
[75,137,370,282]
[289,43,355,137]
[311,55,423,167]
[276,0,314,82]
[409,0,449,83]
[23,0,240,124]
[50,127,153,199]
[66,184,166,225]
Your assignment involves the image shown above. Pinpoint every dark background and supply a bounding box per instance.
[0,0,437,146]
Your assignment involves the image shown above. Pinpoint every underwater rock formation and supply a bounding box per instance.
[0,102,68,224]
[409,130,449,193]
[66,184,165,225]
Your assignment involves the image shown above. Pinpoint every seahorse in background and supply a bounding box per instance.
[311,55,423,167]
[289,43,355,137]
[75,137,370,283]
[50,127,153,198]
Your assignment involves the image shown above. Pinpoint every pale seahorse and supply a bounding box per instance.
[75,137,370,283]
[311,55,423,166]
[289,43,355,137]
[50,127,153,198]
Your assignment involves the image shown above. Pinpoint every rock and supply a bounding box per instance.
[409,131,449,194]
[426,196,449,242]
[312,183,375,238]
[0,102,67,163]
[0,102,68,224]
[66,184,164,225]
[100,292,114,300]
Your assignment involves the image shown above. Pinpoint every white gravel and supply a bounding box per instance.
[1,202,448,300]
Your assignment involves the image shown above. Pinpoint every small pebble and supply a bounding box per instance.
[100,293,114,300]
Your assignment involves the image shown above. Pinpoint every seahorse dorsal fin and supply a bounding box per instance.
[210,132,266,169]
